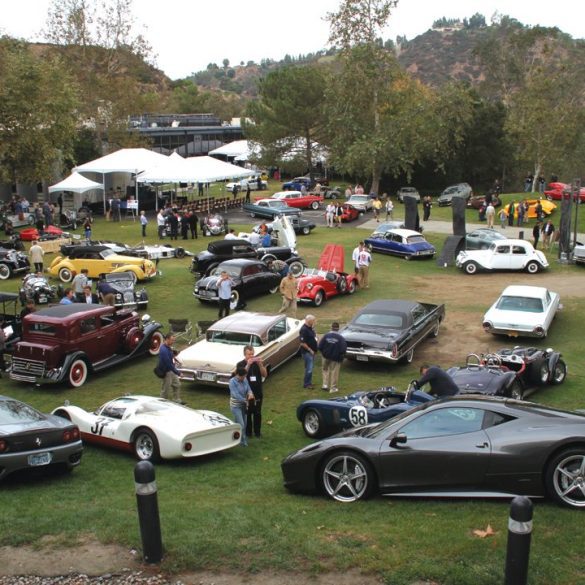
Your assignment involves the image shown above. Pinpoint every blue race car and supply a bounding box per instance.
[297,386,433,438]
[365,228,435,260]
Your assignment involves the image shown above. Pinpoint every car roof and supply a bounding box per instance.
[383,228,424,237]
[500,285,551,298]
[64,245,111,254]
[208,312,293,335]
[357,299,420,314]
[273,191,301,197]
[25,303,114,322]
[217,258,264,268]
[490,239,534,247]
[207,239,251,253]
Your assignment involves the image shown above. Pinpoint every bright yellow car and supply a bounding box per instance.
[49,244,157,283]
[504,199,556,220]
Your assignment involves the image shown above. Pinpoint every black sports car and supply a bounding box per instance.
[447,347,567,400]
[0,246,30,280]
[0,395,83,481]
[194,259,281,310]
[282,395,585,508]
[190,239,305,277]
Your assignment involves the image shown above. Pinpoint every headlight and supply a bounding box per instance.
[306,283,313,290]
[194,287,199,293]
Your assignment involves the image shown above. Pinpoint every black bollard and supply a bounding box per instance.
[504,496,533,585]
[134,461,163,563]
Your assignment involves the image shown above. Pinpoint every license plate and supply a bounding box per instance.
[199,291,214,299]
[199,372,216,382]
[356,355,369,362]
[507,331,519,337]
[38,295,48,303]
[28,452,52,467]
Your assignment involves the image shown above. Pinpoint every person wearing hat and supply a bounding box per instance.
[318,321,347,393]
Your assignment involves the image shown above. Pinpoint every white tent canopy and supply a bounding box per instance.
[48,172,104,210]
[209,140,251,160]
[73,148,168,174]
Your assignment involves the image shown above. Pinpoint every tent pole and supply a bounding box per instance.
[103,173,106,215]
[135,170,139,212]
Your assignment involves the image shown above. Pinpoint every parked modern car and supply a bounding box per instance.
[282,395,585,508]
[340,299,445,365]
[9,304,163,387]
[194,259,281,310]
[482,285,561,338]
[225,177,267,192]
[282,176,313,191]
[177,312,303,387]
[242,199,302,219]
[456,239,549,275]
[0,246,30,280]
[504,199,556,220]
[270,191,323,210]
[345,195,373,212]
[437,183,473,207]
[365,228,435,260]
[49,245,157,283]
[190,239,305,277]
[297,244,358,307]
[544,182,585,203]
[0,395,83,481]
[53,395,242,463]
[396,187,421,203]
[464,228,507,251]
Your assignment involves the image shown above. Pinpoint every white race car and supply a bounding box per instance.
[52,395,241,462]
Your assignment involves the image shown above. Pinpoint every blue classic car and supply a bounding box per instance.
[365,228,435,260]
[242,199,301,219]
[297,387,433,438]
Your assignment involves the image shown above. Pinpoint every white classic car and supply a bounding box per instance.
[456,239,549,275]
[52,395,241,462]
[482,285,561,338]
[225,177,267,192]
[345,194,373,212]
[177,312,303,387]
[573,243,585,265]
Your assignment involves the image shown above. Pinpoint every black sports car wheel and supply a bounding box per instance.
[550,359,567,385]
[302,409,323,438]
[289,260,304,277]
[313,290,324,307]
[321,451,374,502]
[546,448,585,508]
[133,428,161,463]
[464,261,479,275]
[526,261,540,274]
[539,362,550,384]
[509,381,524,400]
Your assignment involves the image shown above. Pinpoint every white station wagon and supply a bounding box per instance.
[456,239,549,275]
[482,285,561,339]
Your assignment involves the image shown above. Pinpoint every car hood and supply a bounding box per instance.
[448,368,512,394]
[341,326,400,345]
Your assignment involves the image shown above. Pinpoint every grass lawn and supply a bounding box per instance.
[0,198,584,585]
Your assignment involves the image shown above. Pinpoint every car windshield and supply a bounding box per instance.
[99,249,116,259]
[210,265,242,278]
[207,330,263,346]
[495,295,544,313]
[406,236,426,244]
[353,312,405,329]
[0,399,44,424]
[350,196,367,202]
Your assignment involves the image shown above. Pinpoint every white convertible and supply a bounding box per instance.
[177,312,303,387]
[456,239,548,275]
[482,285,561,339]
[52,395,241,462]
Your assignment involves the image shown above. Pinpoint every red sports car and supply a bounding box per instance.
[297,244,358,307]
[19,225,66,241]
[340,203,360,222]
[544,182,585,203]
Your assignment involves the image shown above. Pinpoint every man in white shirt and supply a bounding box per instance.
[224,229,238,240]
[351,242,363,275]
[357,246,372,289]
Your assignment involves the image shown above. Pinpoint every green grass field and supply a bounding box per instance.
[1,192,584,585]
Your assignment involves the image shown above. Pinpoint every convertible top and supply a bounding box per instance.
[207,239,251,254]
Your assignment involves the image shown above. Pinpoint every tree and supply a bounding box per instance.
[244,66,326,174]
[222,58,230,69]
[0,39,79,184]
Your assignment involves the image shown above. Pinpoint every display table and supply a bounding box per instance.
[39,238,71,253]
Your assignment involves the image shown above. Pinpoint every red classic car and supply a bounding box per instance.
[544,182,585,203]
[20,225,66,241]
[297,244,358,307]
[340,203,360,222]
[268,190,324,210]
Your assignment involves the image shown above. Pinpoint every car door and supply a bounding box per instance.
[490,244,511,270]
[74,316,109,363]
[510,244,529,270]
[377,406,491,490]
[263,318,291,366]
[405,304,433,350]
[241,264,261,297]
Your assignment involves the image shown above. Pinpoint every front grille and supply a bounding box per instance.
[11,357,46,377]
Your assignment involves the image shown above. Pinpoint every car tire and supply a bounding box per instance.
[133,428,161,463]
[289,260,304,277]
[526,261,540,274]
[301,226,310,235]
[430,320,440,338]
[268,285,279,294]
[538,362,550,384]
[0,263,11,280]
[311,201,320,210]
[313,290,324,307]
[545,448,585,508]
[229,290,240,311]
[58,267,73,282]
[550,359,567,385]
[400,348,414,364]
[148,331,164,356]
[261,253,277,263]
[337,277,347,294]
[347,280,357,294]
[250,212,256,218]
[175,247,186,259]
[68,358,88,388]
[302,408,324,438]
[27,214,35,225]
[125,327,144,352]
[321,450,374,502]
[508,381,524,400]
[329,193,337,200]
[464,261,479,275]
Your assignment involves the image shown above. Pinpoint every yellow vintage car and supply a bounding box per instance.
[49,245,157,283]
[504,199,556,220]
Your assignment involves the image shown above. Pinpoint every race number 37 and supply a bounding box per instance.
[349,405,368,427]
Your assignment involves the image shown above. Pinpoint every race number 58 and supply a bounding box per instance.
[349,405,368,427]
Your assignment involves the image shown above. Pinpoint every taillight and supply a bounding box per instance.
[63,427,80,442]
[233,431,241,441]
[63,430,71,442]
[0,439,6,452]
[534,326,545,337]
[184,442,192,451]
[482,322,493,331]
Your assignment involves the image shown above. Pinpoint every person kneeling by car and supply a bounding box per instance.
[268,258,289,278]
[414,364,459,397]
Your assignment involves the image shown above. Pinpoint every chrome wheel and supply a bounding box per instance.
[229,290,240,310]
[313,290,324,307]
[0,263,11,280]
[289,260,304,277]
[464,261,478,275]
[302,409,322,438]
[551,360,567,385]
[322,452,372,502]
[548,450,585,508]
[133,429,160,462]
[526,261,539,274]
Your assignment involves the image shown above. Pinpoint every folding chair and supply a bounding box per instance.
[168,318,194,346]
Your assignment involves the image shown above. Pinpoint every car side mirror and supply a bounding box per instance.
[390,433,407,447]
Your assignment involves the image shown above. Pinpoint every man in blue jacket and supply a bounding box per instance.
[158,333,183,404]
[318,321,347,393]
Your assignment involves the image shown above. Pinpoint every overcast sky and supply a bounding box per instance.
[1,0,581,79]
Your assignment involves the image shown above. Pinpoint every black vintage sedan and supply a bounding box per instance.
[194,259,281,310]
[0,395,83,480]
[340,300,445,365]
[282,395,585,508]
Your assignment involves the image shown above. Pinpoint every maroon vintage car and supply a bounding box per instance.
[9,304,163,388]
[297,244,358,307]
